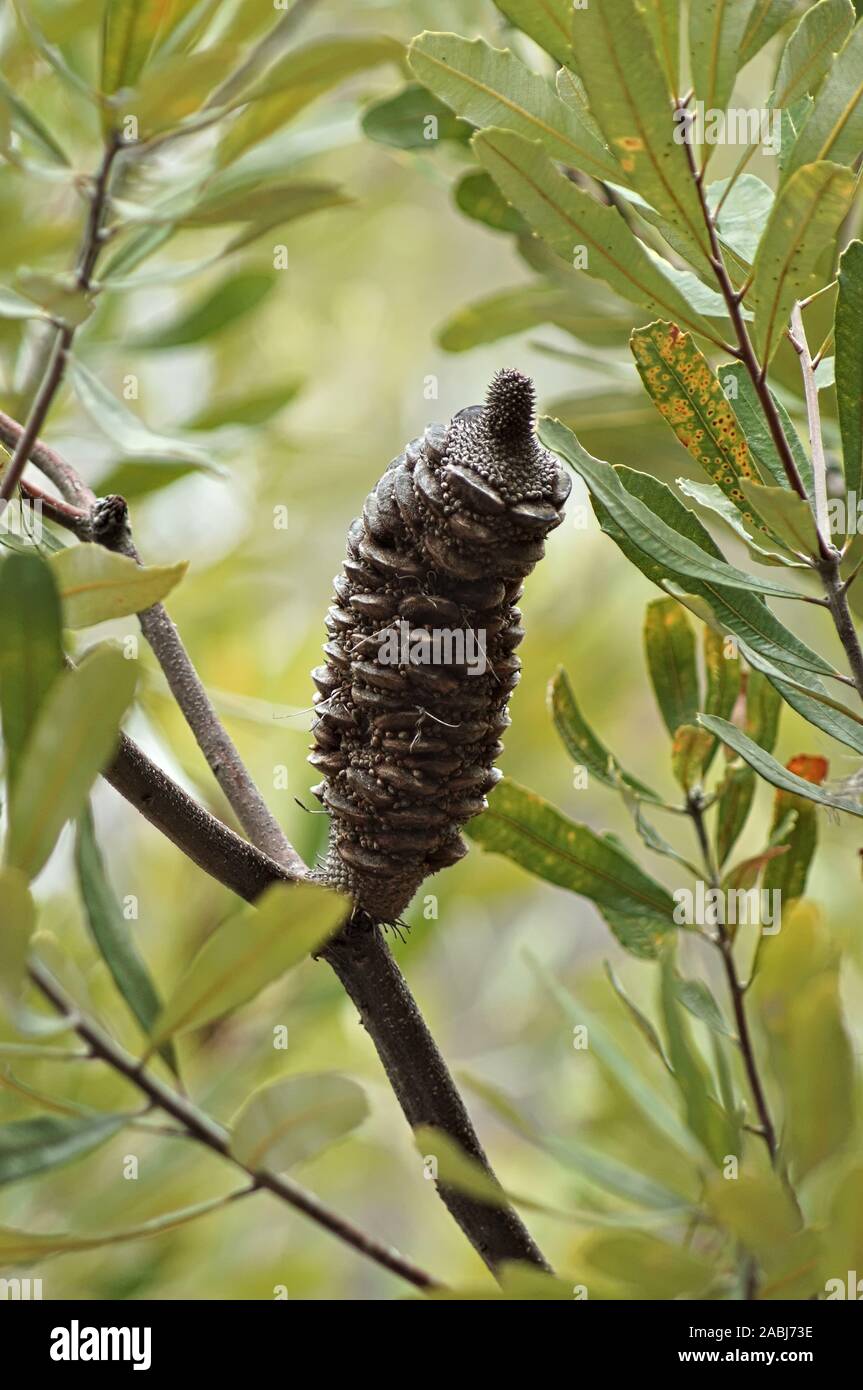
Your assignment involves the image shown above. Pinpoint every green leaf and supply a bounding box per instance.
[437,282,633,352]
[407,32,620,183]
[148,882,345,1049]
[763,762,821,901]
[587,462,837,678]
[216,35,402,166]
[548,667,660,801]
[473,130,719,344]
[0,867,35,1015]
[739,479,820,556]
[0,286,49,321]
[639,0,681,95]
[708,174,775,267]
[568,0,708,260]
[740,0,807,66]
[492,0,573,66]
[0,552,64,792]
[771,0,856,109]
[604,961,670,1068]
[676,477,804,566]
[75,806,176,1074]
[670,971,734,1038]
[690,0,759,119]
[414,1125,506,1206]
[698,714,863,814]
[718,361,814,496]
[745,667,782,753]
[453,170,527,234]
[70,358,223,475]
[835,239,863,497]
[531,955,702,1157]
[751,160,855,363]
[716,764,757,866]
[579,1227,716,1299]
[100,0,172,97]
[5,646,137,880]
[49,544,187,628]
[539,417,808,600]
[0,1191,240,1267]
[659,951,737,1164]
[132,271,275,350]
[0,1112,125,1187]
[0,74,69,165]
[361,83,471,149]
[643,597,699,735]
[186,378,304,430]
[784,19,863,174]
[231,1073,368,1173]
[466,779,676,959]
[753,900,854,1175]
[126,47,231,135]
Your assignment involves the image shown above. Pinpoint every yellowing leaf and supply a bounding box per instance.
[50,544,187,627]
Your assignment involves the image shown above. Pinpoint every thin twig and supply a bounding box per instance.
[0,138,121,511]
[28,957,440,1293]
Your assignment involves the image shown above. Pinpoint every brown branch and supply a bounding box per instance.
[104,731,549,1275]
[29,957,440,1293]
[677,104,863,703]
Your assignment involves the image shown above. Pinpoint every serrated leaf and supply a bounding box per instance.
[539,416,808,600]
[0,552,64,792]
[568,0,708,260]
[148,882,345,1049]
[0,1112,125,1187]
[49,544,187,628]
[718,361,814,496]
[70,358,223,474]
[132,271,275,350]
[740,479,820,556]
[406,29,621,181]
[835,239,863,498]
[751,161,854,363]
[699,714,863,814]
[473,130,721,344]
[5,646,137,880]
[231,1074,368,1173]
[75,806,177,1075]
[361,83,471,149]
[784,19,863,175]
[466,778,675,958]
[771,0,856,109]
[493,0,572,66]
[643,597,699,736]
[548,667,660,801]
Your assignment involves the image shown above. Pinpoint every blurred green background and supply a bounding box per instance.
[1,0,862,1300]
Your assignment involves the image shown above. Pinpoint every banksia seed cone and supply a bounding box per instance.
[309,370,571,924]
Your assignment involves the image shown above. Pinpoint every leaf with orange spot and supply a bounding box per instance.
[631,321,775,536]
